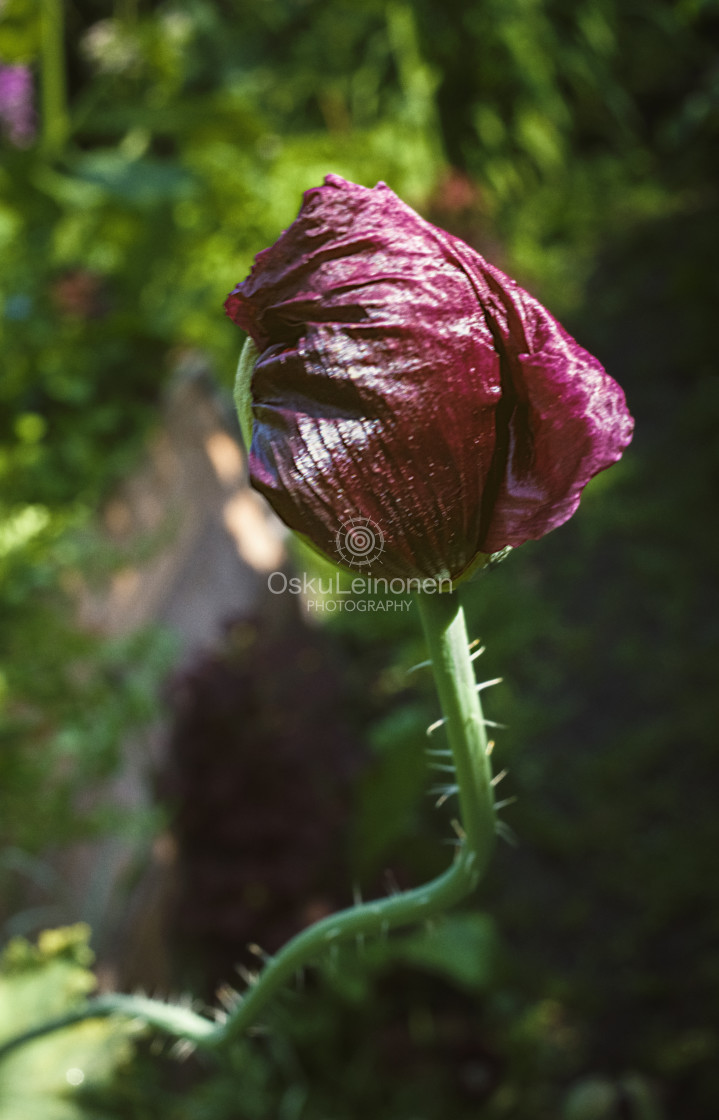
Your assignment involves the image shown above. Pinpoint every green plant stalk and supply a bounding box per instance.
[0,589,496,1059]
[416,588,496,860]
[40,0,69,155]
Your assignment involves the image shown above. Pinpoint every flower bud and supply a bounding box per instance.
[225,176,633,583]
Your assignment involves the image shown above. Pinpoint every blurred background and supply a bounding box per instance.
[1,1,718,1117]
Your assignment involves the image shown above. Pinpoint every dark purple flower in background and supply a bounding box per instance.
[225,175,634,583]
[0,64,36,147]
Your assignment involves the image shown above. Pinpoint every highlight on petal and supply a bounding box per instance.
[225,175,633,582]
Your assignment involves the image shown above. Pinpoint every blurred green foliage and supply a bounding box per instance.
[0,925,136,1120]
[1,0,717,1116]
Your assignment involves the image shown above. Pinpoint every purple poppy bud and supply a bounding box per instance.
[225,175,633,583]
[0,65,36,148]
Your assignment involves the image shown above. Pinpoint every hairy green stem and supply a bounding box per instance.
[0,590,495,1060]
[416,589,496,861]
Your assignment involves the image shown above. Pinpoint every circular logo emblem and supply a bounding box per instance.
[335,516,385,568]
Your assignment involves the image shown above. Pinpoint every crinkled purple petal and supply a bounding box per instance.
[225,175,633,581]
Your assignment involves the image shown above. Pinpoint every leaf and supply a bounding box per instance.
[390,912,497,991]
[0,926,136,1120]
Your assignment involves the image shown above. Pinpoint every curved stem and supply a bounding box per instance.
[0,590,495,1059]
[0,994,216,1062]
